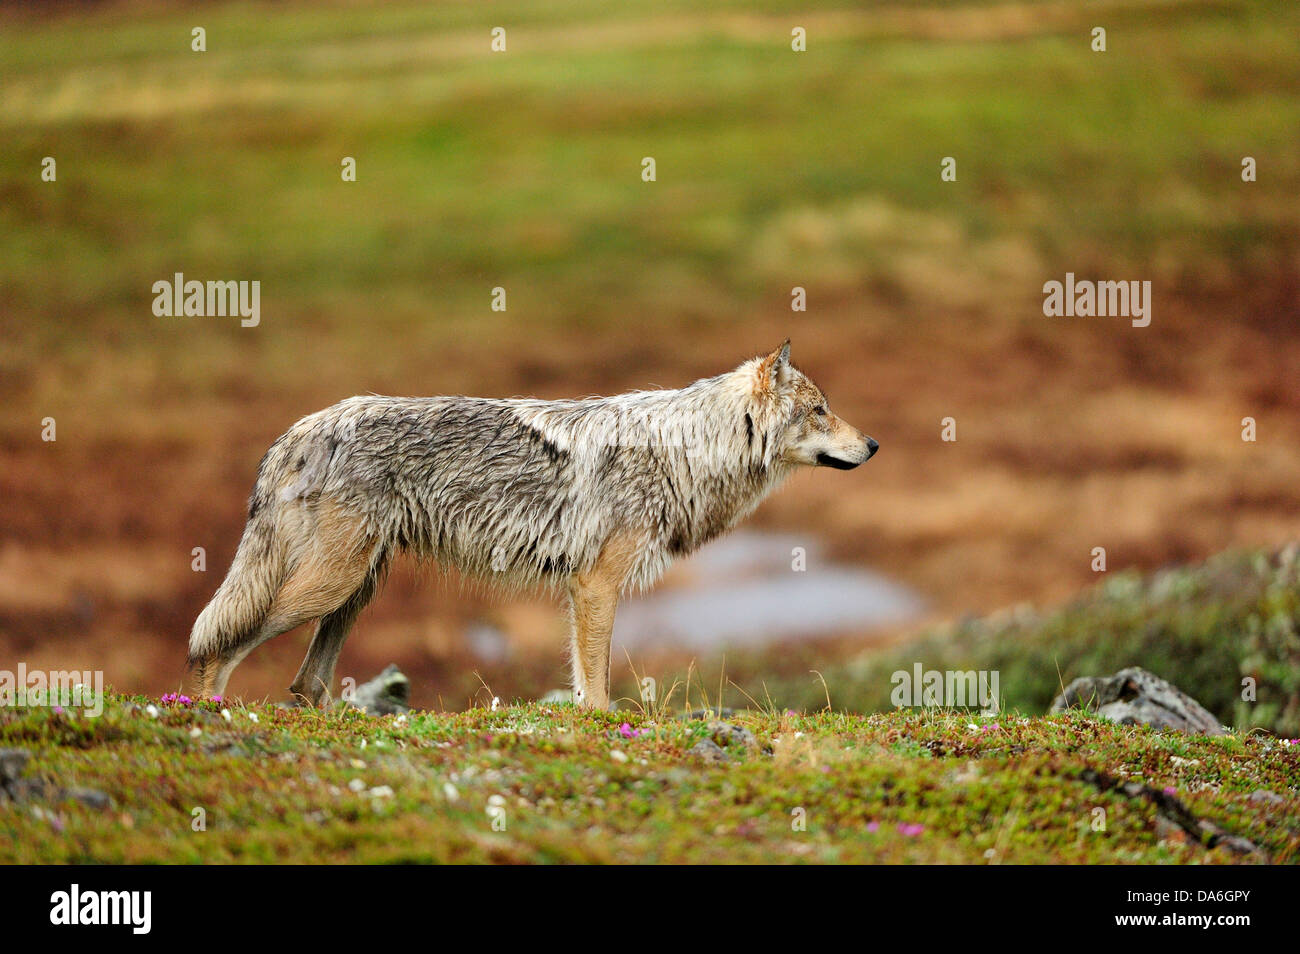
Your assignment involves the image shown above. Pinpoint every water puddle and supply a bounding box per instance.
[612,531,925,652]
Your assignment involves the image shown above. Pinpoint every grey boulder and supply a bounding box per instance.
[1050,667,1224,735]
[340,664,411,716]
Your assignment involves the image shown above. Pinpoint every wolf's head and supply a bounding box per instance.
[750,340,878,470]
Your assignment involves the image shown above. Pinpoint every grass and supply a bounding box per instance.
[1,695,1296,864]
[4,543,1298,863]
[4,0,1297,354]
[3,1,1299,723]
[718,545,1300,737]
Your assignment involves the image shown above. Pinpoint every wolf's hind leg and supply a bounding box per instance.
[205,503,377,700]
[289,568,382,707]
[208,627,282,698]
[190,623,284,700]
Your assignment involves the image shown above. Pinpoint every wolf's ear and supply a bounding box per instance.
[756,339,792,391]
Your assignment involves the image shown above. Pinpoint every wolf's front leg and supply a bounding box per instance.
[566,533,641,710]
[567,577,616,710]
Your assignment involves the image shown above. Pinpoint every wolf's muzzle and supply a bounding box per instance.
[817,437,878,470]
[817,452,862,470]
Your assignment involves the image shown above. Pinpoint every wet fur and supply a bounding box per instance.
[187,342,876,709]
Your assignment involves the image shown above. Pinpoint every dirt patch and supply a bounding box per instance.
[4,281,1299,708]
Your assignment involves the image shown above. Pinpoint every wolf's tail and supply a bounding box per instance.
[187,509,285,691]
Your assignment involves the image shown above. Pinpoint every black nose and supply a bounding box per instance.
[866,437,879,458]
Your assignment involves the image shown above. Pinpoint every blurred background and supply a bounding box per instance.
[1,0,1298,714]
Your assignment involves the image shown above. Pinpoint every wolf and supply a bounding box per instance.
[188,341,878,709]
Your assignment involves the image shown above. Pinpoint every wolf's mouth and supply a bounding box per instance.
[816,453,861,470]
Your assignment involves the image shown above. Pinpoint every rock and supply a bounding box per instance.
[0,748,31,784]
[707,721,757,750]
[0,748,36,803]
[0,749,112,811]
[1080,767,1263,858]
[202,740,253,758]
[1210,833,1261,855]
[1248,789,1284,806]
[64,787,113,810]
[1049,667,1224,735]
[688,739,731,764]
[685,707,734,721]
[341,665,411,716]
[187,709,226,725]
[1154,816,1187,843]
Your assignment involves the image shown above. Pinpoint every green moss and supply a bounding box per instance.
[741,547,1300,736]
[1,695,1295,863]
